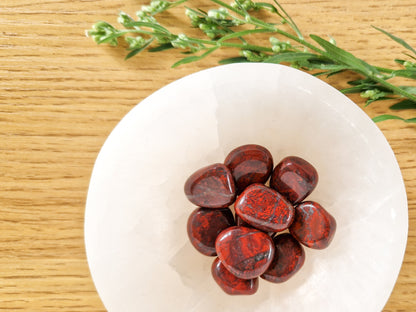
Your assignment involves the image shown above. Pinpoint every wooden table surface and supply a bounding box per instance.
[1,0,415,310]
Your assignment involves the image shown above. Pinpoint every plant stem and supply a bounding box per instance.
[127,29,274,53]
[187,36,274,52]
[221,42,273,52]
[210,0,325,54]
[375,66,395,74]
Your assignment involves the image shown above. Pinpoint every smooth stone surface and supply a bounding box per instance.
[187,207,235,256]
[184,163,236,209]
[224,144,273,194]
[235,184,295,232]
[290,201,337,249]
[261,233,305,283]
[211,257,259,295]
[235,214,275,237]
[235,214,249,227]
[215,226,275,279]
[270,156,318,204]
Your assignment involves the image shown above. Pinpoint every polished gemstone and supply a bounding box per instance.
[261,233,305,283]
[235,214,275,237]
[270,156,318,204]
[290,201,336,249]
[235,214,251,228]
[224,144,273,194]
[184,163,236,208]
[187,207,235,256]
[211,257,259,295]
[215,226,275,279]
[235,184,294,232]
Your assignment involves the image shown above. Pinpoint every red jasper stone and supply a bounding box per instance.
[224,144,273,194]
[215,226,275,279]
[290,201,336,249]
[187,207,235,256]
[211,257,259,295]
[270,156,318,204]
[235,214,276,237]
[261,233,305,283]
[235,213,251,227]
[234,184,294,233]
[184,163,236,209]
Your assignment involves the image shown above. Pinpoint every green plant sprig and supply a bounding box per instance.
[87,0,416,123]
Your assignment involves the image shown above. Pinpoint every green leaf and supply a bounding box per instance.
[310,34,379,76]
[399,86,416,94]
[217,28,271,43]
[391,69,416,79]
[313,69,346,77]
[347,78,375,86]
[404,53,416,61]
[196,8,208,15]
[312,70,332,77]
[365,97,393,106]
[219,56,249,64]
[172,47,218,67]
[372,26,416,55]
[172,55,201,67]
[341,85,367,94]
[125,38,154,59]
[326,69,347,77]
[372,114,416,123]
[148,43,174,52]
[389,99,416,110]
[372,114,405,123]
[341,82,378,93]
[264,52,319,64]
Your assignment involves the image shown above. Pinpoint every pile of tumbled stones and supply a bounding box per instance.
[184,144,336,295]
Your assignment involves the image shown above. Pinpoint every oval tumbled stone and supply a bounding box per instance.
[211,257,259,295]
[224,144,273,194]
[270,156,318,204]
[235,214,252,228]
[289,201,337,249]
[187,207,235,256]
[235,184,294,232]
[215,226,275,279]
[184,163,236,209]
[261,233,305,283]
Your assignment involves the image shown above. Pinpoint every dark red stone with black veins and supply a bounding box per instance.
[270,156,318,204]
[235,214,251,228]
[235,214,275,237]
[289,201,336,249]
[184,163,236,209]
[215,226,275,279]
[234,184,294,233]
[187,207,235,256]
[211,257,259,295]
[224,144,273,194]
[261,233,305,283]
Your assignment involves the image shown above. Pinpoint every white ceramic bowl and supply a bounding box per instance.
[85,63,407,312]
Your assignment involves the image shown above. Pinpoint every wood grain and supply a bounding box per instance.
[0,0,415,310]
